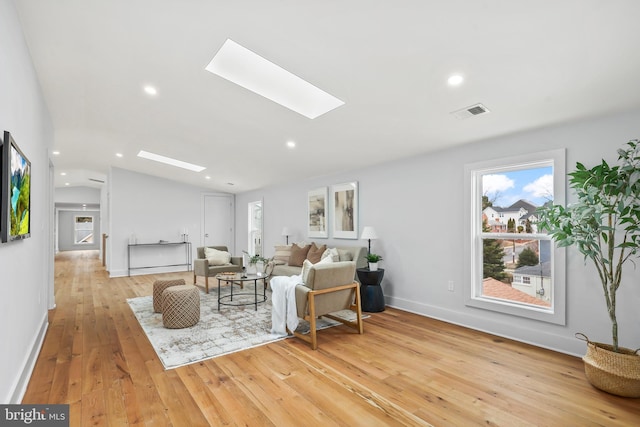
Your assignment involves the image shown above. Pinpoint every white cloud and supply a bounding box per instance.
[482,174,515,194]
[523,174,553,200]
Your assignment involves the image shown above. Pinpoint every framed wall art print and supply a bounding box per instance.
[307,187,328,238]
[331,181,358,239]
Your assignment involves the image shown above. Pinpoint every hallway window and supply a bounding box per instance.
[464,150,566,325]
[74,216,94,244]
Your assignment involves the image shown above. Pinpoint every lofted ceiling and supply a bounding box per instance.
[14,0,640,193]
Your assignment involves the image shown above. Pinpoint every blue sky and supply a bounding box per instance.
[482,166,553,207]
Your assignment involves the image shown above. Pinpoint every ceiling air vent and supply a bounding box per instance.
[88,178,105,183]
[451,103,490,120]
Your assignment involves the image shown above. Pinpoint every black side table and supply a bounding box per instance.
[356,268,385,312]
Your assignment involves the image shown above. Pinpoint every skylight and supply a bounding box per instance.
[205,39,344,119]
[137,150,206,172]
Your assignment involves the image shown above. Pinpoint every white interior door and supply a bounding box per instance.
[203,194,234,252]
[248,200,263,256]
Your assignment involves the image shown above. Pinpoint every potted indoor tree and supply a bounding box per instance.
[537,139,640,397]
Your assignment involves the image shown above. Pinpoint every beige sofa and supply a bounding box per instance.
[270,243,367,280]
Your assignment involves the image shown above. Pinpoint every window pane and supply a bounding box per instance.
[481,238,552,308]
[479,166,553,308]
[75,216,94,244]
[75,230,94,244]
[482,166,552,235]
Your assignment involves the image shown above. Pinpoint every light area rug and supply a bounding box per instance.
[127,284,360,369]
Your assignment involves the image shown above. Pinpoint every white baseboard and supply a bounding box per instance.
[9,312,48,403]
[110,266,191,278]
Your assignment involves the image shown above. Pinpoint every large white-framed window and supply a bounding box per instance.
[464,149,566,325]
[74,215,94,244]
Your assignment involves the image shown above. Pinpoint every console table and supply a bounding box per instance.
[127,242,192,276]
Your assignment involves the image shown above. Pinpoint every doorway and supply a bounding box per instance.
[248,200,263,256]
[202,194,235,252]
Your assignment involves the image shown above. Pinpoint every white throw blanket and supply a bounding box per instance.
[270,274,301,336]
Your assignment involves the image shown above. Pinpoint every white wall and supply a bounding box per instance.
[54,186,101,205]
[108,167,214,277]
[54,186,102,252]
[57,209,101,251]
[236,109,640,357]
[0,0,53,403]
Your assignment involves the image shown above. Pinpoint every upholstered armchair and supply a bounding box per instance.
[292,261,363,350]
[193,246,243,293]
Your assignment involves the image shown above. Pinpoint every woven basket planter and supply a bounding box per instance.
[579,335,640,398]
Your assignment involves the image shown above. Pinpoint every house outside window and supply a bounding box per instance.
[464,150,566,324]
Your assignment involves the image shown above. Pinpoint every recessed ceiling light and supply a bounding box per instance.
[65,182,70,186]
[205,39,344,119]
[52,151,60,155]
[143,85,158,96]
[448,74,464,86]
[137,150,206,172]
[60,172,67,176]
[205,176,211,180]
[286,141,296,148]
[116,152,123,158]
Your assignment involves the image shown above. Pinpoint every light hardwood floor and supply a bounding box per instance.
[22,250,639,426]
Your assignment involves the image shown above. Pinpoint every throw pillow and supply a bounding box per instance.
[273,244,292,264]
[301,259,314,284]
[307,243,327,264]
[316,254,334,265]
[302,254,333,285]
[337,249,354,262]
[204,247,231,266]
[321,247,340,262]
[288,243,311,267]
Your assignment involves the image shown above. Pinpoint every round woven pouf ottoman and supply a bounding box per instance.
[162,284,200,329]
[153,279,186,313]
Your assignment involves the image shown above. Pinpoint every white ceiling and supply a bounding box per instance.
[14,0,640,193]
